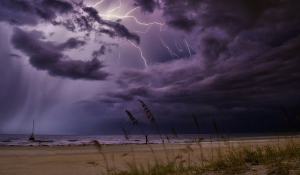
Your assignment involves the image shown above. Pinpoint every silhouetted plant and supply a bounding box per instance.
[121,127,129,140]
[280,106,296,135]
[191,114,205,167]
[280,106,290,122]
[171,127,178,139]
[138,99,163,142]
[125,110,147,143]
[92,140,110,174]
[192,114,201,140]
[101,106,300,175]
[138,99,169,163]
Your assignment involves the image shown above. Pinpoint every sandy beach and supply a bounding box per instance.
[0,138,285,175]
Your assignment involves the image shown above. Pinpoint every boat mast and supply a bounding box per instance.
[32,120,34,134]
[29,120,35,140]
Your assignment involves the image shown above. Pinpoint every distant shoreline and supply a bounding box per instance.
[0,133,299,147]
[1,134,298,147]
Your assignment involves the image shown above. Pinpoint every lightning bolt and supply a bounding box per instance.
[170,32,184,53]
[91,0,104,7]
[184,39,197,58]
[174,39,184,52]
[114,38,121,65]
[157,34,179,59]
[106,0,122,20]
[133,25,152,34]
[90,0,169,67]
[184,39,192,57]
[129,41,148,67]
[185,40,197,52]
[98,1,165,32]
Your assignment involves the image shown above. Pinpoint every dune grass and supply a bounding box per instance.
[90,103,300,174]
[90,137,300,175]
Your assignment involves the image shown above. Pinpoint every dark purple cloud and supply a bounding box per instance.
[57,37,86,50]
[41,0,73,14]
[108,86,154,101]
[133,0,159,14]
[74,16,91,31]
[11,28,108,80]
[0,0,73,25]
[167,18,196,32]
[97,0,300,133]
[162,0,283,33]
[0,0,142,81]
[82,6,140,43]
[1,0,300,135]
[0,0,140,43]
[9,53,21,58]
[92,46,106,58]
[110,33,300,104]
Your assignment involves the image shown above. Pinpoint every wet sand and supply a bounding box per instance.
[0,139,285,175]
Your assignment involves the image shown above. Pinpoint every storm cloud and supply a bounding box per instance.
[1,0,300,135]
[0,0,142,80]
[11,28,108,80]
[100,0,300,133]
[82,6,140,43]
[133,0,159,14]
[0,0,73,25]
[0,0,141,43]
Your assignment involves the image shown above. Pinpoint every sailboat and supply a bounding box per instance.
[29,120,35,140]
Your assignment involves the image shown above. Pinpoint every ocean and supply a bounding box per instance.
[0,133,291,146]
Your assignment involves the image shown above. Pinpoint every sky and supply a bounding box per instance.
[0,0,300,135]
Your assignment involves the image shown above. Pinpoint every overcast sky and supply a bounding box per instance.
[1,0,300,135]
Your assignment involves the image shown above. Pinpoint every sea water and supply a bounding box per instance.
[1,134,192,146]
[0,133,291,146]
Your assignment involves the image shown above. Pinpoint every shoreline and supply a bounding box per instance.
[1,133,298,146]
[0,134,297,147]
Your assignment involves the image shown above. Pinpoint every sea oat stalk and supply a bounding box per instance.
[138,99,169,162]
[122,127,130,140]
[171,127,178,139]
[138,99,163,141]
[192,114,204,167]
[280,106,290,122]
[280,106,296,135]
[192,114,201,140]
[92,140,110,174]
[212,118,221,156]
[125,110,147,142]
[121,128,138,171]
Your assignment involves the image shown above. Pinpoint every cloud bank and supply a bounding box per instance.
[96,0,300,133]
[0,0,141,80]
[1,0,300,134]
